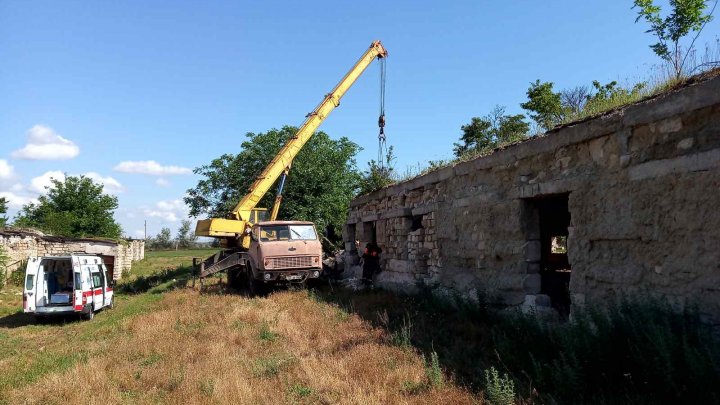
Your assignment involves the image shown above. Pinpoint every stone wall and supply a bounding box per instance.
[345,72,720,323]
[0,229,145,281]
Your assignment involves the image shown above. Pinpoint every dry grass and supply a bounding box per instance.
[0,251,479,404]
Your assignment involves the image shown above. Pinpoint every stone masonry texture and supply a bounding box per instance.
[0,229,145,282]
[345,72,720,324]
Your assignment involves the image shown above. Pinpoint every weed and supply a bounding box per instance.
[252,355,296,378]
[401,380,427,395]
[139,352,163,367]
[258,322,279,342]
[491,297,720,403]
[288,383,313,398]
[335,307,350,322]
[424,351,444,389]
[199,378,215,396]
[390,314,413,348]
[484,367,516,405]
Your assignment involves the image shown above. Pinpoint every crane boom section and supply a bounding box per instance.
[231,40,388,221]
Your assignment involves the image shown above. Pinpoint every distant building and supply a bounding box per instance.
[0,228,145,283]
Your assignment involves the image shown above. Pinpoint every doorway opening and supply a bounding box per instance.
[524,194,572,318]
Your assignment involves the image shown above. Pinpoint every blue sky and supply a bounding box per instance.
[1,0,718,238]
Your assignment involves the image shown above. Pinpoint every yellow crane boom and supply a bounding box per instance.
[196,40,388,246]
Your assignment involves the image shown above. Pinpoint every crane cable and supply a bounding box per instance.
[378,57,387,170]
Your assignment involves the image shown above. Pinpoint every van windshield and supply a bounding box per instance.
[258,225,317,242]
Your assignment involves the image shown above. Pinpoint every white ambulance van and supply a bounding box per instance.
[23,254,115,321]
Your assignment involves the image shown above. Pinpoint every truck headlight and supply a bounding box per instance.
[312,270,320,278]
[264,273,271,280]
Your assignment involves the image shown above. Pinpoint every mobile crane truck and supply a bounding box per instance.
[195,41,388,293]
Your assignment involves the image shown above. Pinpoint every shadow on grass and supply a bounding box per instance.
[0,311,85,328]
[310,281,720,404]
[117,265,194,295]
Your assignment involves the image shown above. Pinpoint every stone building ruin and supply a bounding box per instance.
[345,71,720,323]
[0,228,145,282]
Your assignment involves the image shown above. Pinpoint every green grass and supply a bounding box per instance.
[0,249,205,398]
[314,285,720,404]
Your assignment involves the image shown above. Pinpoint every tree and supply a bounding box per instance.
[560,86,591,115]
[521,80,566,131]
[453,106,529,157]
[185,126,362,240]
[175,220,196,249]
[633,0,716,79]
[153,227,172,249]
[0,197,7,228]
[358,146,396,195]
[14,175,122,238]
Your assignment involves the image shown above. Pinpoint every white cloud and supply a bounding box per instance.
[0,191,37,209]
[144,199,188,222]
[11,125,80,160]
[0,160,15,181]
[155,178,170,187]
[84,172,124,194]
[28,171,124,195]
[133,230,146,239]
[114,160,192,176]
[30,171,65,194]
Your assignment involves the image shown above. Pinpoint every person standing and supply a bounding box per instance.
[361,242,382,285]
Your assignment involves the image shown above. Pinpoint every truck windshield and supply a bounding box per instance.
[259,225,317,241]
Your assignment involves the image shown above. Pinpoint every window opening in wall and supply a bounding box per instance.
[411,215,424,231]
[524,193,572,319]
[362,221,377,244]
[551,236,567,254]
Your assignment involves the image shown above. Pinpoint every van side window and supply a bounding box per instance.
[25,275,35,290]
[91,273,102,288]
[74,273,82,291]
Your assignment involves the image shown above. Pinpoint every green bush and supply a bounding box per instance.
[8,266,25,287]
[484,366,516,405]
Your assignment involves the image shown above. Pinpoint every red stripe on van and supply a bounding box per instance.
[74,305,83,311]
[94,289,103,296]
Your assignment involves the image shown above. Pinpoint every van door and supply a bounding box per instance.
[23,258,41,313]
[90,270,104,310]
[101,264,113,307]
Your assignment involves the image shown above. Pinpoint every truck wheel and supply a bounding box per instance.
[228,268,243,289]
[248,277,265,297]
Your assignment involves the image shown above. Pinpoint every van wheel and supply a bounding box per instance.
[108,298,114,310]
[84,307,95,321]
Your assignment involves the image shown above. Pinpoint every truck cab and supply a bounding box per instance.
[23,254,114,321]
[246,221,323,285]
